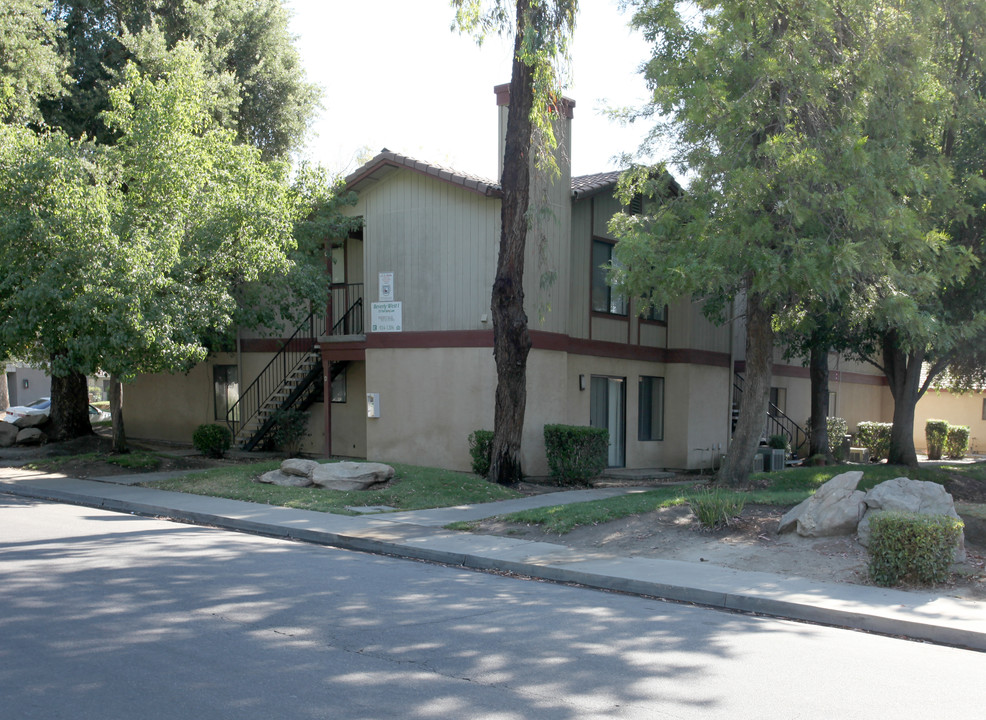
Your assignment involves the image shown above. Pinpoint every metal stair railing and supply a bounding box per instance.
[226,311,320,447]
[326,283,364,336]
[732,373,808,454]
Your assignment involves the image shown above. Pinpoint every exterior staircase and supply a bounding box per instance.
[732,372,808,455]
[226,311,325,451]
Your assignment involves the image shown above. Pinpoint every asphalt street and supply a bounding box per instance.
[2,494,984,719]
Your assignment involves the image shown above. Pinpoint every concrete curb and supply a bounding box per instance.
[3,473,984,652]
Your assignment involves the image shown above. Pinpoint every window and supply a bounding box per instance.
[641,304,667,324]
[982,397,986,421]
[331,366,347,403]
[591,239,627,315]
[213,365,239,422]
[638,376,665,441]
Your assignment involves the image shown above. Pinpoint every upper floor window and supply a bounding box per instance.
[640,304,667,324]
[591,239,627,316]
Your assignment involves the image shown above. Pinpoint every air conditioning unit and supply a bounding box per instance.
[752,452,764,473]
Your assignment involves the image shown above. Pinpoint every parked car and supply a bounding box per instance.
[2,397,111,424]
[2,397,51,423]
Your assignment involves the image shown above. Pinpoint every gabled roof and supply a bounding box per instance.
[344,149,635,200]
[345,150,502,198]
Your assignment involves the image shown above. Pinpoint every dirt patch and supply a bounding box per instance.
[466,501,986,600]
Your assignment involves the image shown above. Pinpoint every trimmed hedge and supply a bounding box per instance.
[543,424,608,484]
[868,511,964,587]
[855,421,892,461]
[925,419,949,461]
[946,425,970,459]
[193,423,232,459]
[468,430,494,476]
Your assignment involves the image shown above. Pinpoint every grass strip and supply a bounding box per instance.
[145,460,522,514]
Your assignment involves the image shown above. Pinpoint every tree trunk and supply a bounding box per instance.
[0,361,8,412]
[808,341,831,460]
[719,292,774,485]
[488,0,535,486]
[48,367,93,441]
[882,330,921,467]
[109,375,127,454]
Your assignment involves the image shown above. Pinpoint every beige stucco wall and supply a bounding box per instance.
[327,361,367,459]
[362,344,729,475]
[914,390,986,454]
[126,353,237,444]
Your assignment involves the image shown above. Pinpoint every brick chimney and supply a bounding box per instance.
[494,83,574,184]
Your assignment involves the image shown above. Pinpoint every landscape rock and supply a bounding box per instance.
[256,469,313,487]
[777,471,865,537]
[857,477,965,560]
[0,422,19,447]
[13,413,48,430]
[281,458,319,477]
[310,461,394,491]
[15,427,47,445]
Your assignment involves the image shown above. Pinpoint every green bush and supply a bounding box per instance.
[925,419,949,461]
[868,511,964,587]
[855,421,892,461]
[468,430,494,476]
[270,408,309,456]
[946,425,970,459]
[543,424,608,484]
[767,434,789,450]
[690,489,746,529]
[803,416,850,459]
[193,423,232,459]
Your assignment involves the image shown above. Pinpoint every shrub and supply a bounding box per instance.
[767,434,789,450]
[946,425,970,459]
[193,423,232,459]
[855,421,892,461]
[803,417,850,459]
[867,511,964,587]
[270,408,309,456]
[925,419,949,461]
[690,489,746,529]
[468,430,494,476]
[543,424,608,484]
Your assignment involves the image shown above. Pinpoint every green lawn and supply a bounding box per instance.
[456,463,967,535]
[26,450,163,472]
[145,460,523,514]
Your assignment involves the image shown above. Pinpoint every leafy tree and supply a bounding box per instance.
[0,44,313,445]
[40,0,318,159]
[454,0,577,485]
[612,0,963,483]
[0,0,68,125]
[852,0,986,466]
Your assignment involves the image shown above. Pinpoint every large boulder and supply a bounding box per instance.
[15,427,47,445]
[0,422,19,447]
[256,469,313,487]
[777,471,866,537]
[13,413,48,430]
[310,462,394,491]
[281,458,319,478]
[857,477,965,560]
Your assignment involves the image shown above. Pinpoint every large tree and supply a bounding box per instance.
[0,43,313,445]
[454,0,577,485]
[611,0,959,484]
[40,0,318,159]
[0,0,67,125]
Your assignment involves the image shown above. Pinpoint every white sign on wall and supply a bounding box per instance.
[379,271,394,301]
[370,301,402,332]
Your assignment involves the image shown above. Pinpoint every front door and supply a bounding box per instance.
[590,375,626,467]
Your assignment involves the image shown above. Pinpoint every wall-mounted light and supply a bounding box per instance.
[579,374,586,391]
[22,379,28,389]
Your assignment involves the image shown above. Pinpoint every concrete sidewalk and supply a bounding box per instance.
[2,467,984,652]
